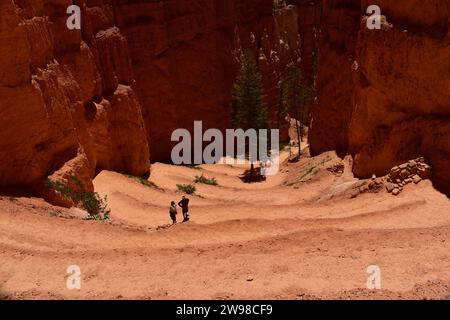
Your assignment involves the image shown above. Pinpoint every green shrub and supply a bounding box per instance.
[195,174,218,186]
[44,177,110,220]
[182,164,201,170]
[122,174,162,190]
[44,179,72,198]
[177,184,196,194]
[80,192,110,220]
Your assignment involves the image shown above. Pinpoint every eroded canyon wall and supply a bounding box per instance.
[309,0,361,156]
[111,0,295,161]
[0,0,297,203]
[310,0,450,194]
[289,0,321,90]
[3,0,448,203]
[0,0,150,204]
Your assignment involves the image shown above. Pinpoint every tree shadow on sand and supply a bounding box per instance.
[239,165,267,183]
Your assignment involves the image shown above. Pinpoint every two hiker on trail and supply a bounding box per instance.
[168,196,190,224]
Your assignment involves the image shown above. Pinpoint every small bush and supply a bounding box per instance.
[44,177,110,220]
[123,174,162,190]
[182,164,201,170]
[44,179,72,198]
[195,174,218,186]
[177,184,196,194]
[80,192,110,220]
[285,164,320,186]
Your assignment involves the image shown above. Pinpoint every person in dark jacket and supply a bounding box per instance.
[178,196,190,222]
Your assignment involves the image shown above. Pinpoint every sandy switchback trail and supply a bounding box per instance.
[1,151,449,299]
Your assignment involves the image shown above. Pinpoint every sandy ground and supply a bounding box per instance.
[0,149,450,300]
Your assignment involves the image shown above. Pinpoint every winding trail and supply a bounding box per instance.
[1,151,449,299]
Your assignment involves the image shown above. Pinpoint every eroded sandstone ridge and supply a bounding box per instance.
[310,0,450,194]
[0,0,150,205]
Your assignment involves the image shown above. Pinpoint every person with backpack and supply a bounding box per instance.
[169,201,178,224]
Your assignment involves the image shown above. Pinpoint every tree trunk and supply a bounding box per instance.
[295,118,301,158]
[300,123,304,142]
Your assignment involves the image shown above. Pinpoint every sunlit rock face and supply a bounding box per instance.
[3,0,447,202]
[0,0,299,203]
[309,0,450,194]
[0,0,149,205]
[113,0,299,161]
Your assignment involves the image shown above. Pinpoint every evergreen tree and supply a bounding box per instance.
[231,49,269,131]
[231,49,269,170]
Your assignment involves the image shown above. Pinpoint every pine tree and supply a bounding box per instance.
[231,49,269,131]
[231,49,269,170]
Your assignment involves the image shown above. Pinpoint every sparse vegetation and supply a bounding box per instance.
[195,174,218,186]
[319,156,333,166]
[44,179,72,198]
[182,164,202,170]
[80,191,110,220]
[44,177,110,220]
[285,156,333,186]
[285,166,318,186]
[122,174,162,191]
[299,165,318,181]
[177,184,196,195]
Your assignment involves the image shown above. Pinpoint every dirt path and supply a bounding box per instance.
[1,151,449,299]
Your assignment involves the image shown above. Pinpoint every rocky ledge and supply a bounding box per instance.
[386,157,432,196]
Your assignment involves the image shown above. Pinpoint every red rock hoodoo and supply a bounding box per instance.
[0,0,150,204]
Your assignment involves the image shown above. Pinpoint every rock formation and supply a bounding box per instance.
[1,0,449,204]
[113,0,300,160]
[0,0,301,204]
[310,0,450,195]
[0,0,149,205]
[386,157,432,196]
